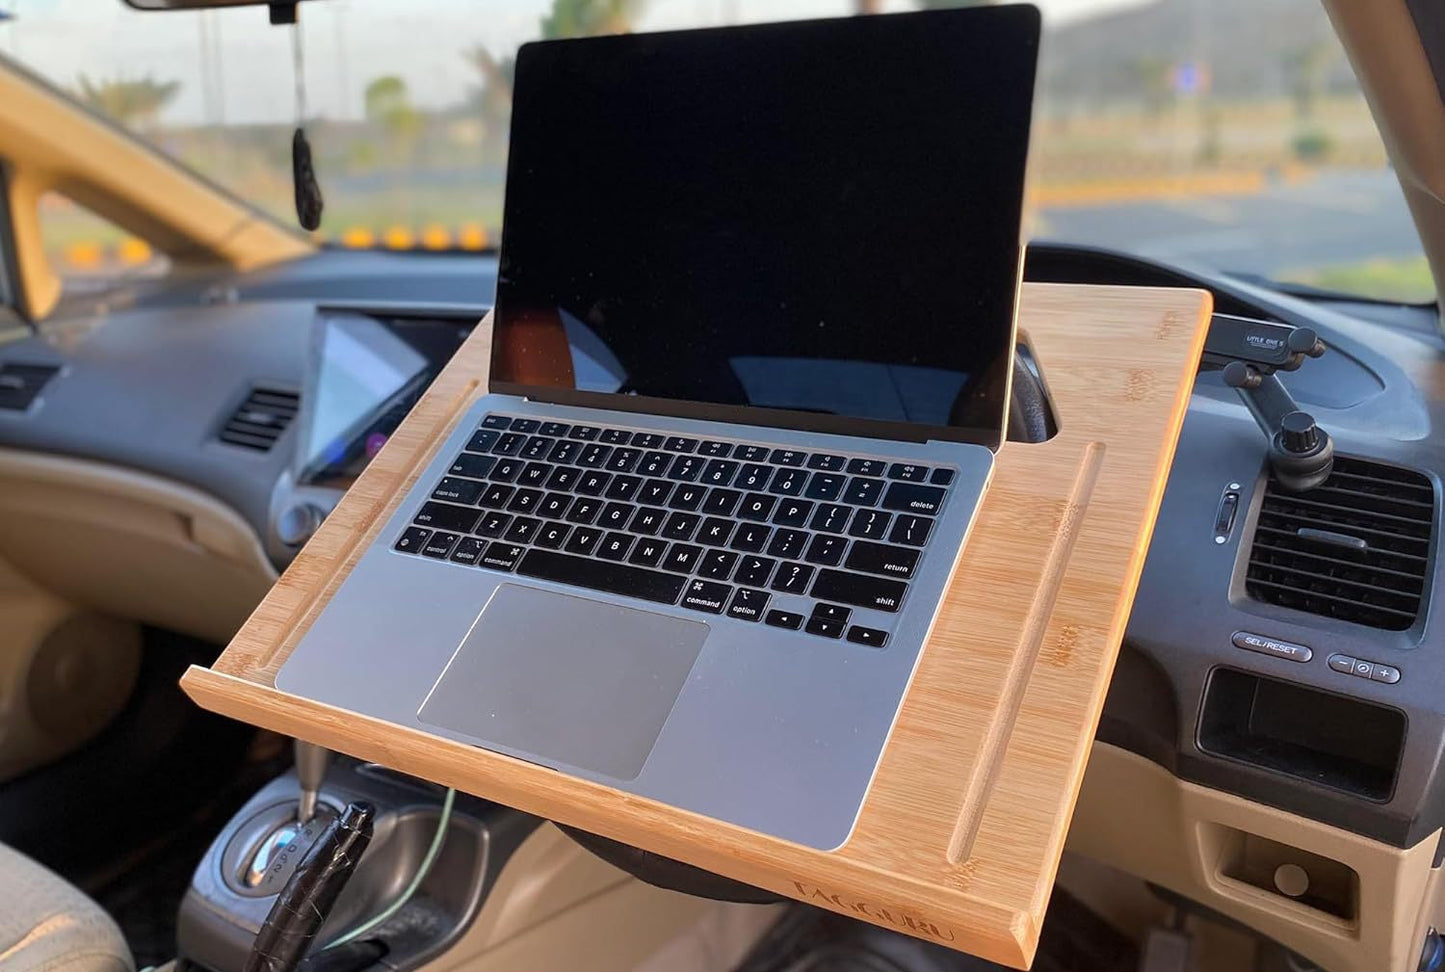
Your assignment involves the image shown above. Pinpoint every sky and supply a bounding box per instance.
[0,0,1151,125]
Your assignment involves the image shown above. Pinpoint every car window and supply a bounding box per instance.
[0,0,1429,303]
[37,192,171,299]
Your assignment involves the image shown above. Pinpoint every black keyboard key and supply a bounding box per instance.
[844,477,885,506]
[449,453,496,479]
[846,540,920,579]
[804,473,845,501]
[577,444,613,468]
[700,460,738,486]
[604,474,643,501]
[414,502,480,533]
[767,528,808,559]
[600,428,632,445]
[681,578,731,613]
[736,463,772,491]
[931,468,956,486]
[598,502,636,530]
[773,499,814,527]
[663,543,703,573]
[544,466,580,491]
[629,537,668,567]
[536,522,570,549]
[807,453,846,471]
[702,488,741,516]
[630,507,667,536]
[699,440,732,457]
[569,425,601,441]
[606,448,641,473]
[596,532,634,561]
[810,569,907,612]
[576,470,611,496]
[668,484,706,511]
[882,482,946,516]
[504,516,542,544]
[481,414,512,429]
[846,458,887,477]
[889,514,934,546]
[771,561,814,594]
[432,477,483,505]
[735,445,770,462]
[698,549,738,580]
[632,432,665,449]
[548,439,582,464]
[734,555,775,586]
[450,536,486,565]
[511,419,540,434]
[476,511,511,537]
[667,455,705,482]
[812,603,851,623]
[847,626,889,648]
[537,492,572,520]
[518,462,552,488]
[564,526,602,555]
[638,452,671,477]
[518,549,685,605]
[539,421,570,437]
[769,469,808,496]
[698,517,735,546]
[849,508,892,540]
[493,432,527,456]
[738,493,777,521]
[506,488,544,515]
[664,436,698,453]
[479,483,515,509]
[888,463,929,482]
[490,458,525,483]
[731,522,771,553]
[765,609,805,630]
[663,511,701,540]
[810,503,850,533]
[395,526,431,554]
[805,534,847,566]
[480,543,525,571]
[566,497,603,524]
[727,587,771,621]
[805,615,846,639]
[771,449,806,467]
[521,435,551,459]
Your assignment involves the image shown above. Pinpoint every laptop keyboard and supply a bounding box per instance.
[393,414,957,648]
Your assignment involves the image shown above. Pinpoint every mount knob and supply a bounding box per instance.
[1279,411,1320,454]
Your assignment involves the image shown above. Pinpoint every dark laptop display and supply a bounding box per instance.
[493,7,1039,451]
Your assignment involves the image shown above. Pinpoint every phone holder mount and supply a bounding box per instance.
[1200,314,1333,492]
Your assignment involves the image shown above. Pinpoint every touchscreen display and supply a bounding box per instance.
[493,7,1039,449]
[298,312,474,488]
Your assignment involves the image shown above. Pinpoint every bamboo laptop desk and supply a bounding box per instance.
[183,282,1212,969]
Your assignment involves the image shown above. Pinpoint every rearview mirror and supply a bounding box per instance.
[122,0,321,11]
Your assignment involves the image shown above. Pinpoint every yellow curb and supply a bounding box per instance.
[64,241,103,269]
[1029,170,1267,209]
[341,226,376,248]
[117,237,153,266]
[383,226,416,250]
[421,224,452,250]
[458,224,489,250]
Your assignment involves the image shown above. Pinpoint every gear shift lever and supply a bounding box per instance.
[294,740,331,824]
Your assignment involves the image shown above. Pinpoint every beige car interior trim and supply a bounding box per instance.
[417,823,781,972]
[1067,742,1441,972]
[0,448,277,645]
[1324,0,1445,308]
[0,57,312,320]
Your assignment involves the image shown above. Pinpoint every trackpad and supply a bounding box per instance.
[418,584,709,781]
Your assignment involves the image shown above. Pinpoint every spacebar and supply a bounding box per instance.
[517,549,687,605]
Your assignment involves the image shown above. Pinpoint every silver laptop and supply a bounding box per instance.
[277,6,1040,851]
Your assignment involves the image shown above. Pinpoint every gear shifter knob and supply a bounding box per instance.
[295,740,331,824]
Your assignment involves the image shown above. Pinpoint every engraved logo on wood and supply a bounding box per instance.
[792,882,957,942]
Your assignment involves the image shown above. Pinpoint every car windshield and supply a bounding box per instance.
[0,0,1430,303]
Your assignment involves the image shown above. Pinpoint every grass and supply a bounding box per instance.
[1281,255,1437,303]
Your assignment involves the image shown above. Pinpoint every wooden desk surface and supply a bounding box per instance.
[183,282,1211,968]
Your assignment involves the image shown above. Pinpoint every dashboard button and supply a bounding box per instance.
[1371,664,1401,684]
[1231,631,1312,663]
[1327,653,1355,674]
[1351,659,1374,679]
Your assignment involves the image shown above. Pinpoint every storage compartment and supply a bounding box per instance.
[1198,668,1405,801]
[1202,824,1359,921]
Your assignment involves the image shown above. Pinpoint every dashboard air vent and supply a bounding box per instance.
[1246,456,1435,631]
[0,363,60,412]
[218,387,299,451]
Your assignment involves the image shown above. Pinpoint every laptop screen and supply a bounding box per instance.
[492,6,1039,451]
